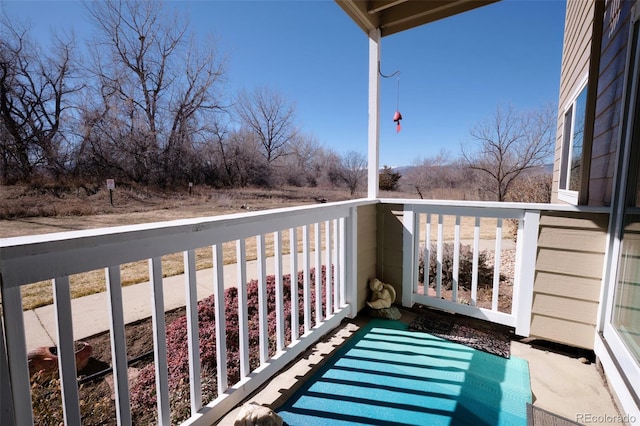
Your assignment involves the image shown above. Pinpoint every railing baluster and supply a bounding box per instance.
[274,231,284,352]
[471,217,480,306]
[436,215,444,299]
[2,284,33,425]
[303,225,311,334]
[346,206,359,318]
[213,244,227,393]
[289,229,299,342]
[236,240,250,378]
[0,309,16,426]
[339,217,347,308]
[332,219,339,311]
[314,222,322,325]
[149,257,170,425]
[401,206,417,307]
[492,218,503,311]
[256,235,268,364]
[325,220,333,316]
[453,215,461,303]
[105,266,132,426]
[53,276,82,425]
[183,250,202,413]
[425,213,432,294]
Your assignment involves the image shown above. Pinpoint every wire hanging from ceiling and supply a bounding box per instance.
[379,62,402,133]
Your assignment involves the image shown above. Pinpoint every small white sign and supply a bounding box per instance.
[106,179,115,190]
[188,182,193,187]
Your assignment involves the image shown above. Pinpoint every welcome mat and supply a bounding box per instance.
[277,319,532,426]
[409,309,513,358]
[527,404,582,426]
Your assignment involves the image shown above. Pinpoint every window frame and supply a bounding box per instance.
[558,77,589,204]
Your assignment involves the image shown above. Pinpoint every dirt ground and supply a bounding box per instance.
[0,185,362,238]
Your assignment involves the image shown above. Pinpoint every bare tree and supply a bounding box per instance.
[461,103,555,201]
[333,150,367,196]
[234,87,297,163]
[278,134,321,186]
[307,148,342,188]
[402,151,471,199]
[226,128,269,187]
[84,0,226,186]
[0,18,80,183]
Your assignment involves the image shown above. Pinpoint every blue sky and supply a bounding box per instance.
[4,0,566,167]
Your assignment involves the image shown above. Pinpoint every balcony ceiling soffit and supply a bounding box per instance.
[336,0,500,37]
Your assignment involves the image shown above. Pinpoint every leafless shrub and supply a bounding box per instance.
[418,243,496,290]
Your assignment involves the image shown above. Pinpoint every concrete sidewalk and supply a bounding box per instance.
[23,239,517,350]
[24,253,311,350]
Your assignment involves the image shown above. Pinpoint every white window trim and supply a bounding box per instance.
[558,188,579,204]
[558,76,589,205]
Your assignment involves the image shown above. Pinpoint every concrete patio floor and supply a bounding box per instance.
[216,308,622,425]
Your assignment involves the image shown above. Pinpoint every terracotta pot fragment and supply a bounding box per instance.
[28,341,92,378]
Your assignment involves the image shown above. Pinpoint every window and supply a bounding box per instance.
[559,85,588,202]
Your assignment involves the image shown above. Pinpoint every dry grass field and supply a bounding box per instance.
[1,184,361,310]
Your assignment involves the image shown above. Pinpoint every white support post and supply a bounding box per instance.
[513,211,540,336]
[368,28,381,199]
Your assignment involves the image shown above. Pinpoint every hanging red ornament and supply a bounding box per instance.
[393,111,402,133]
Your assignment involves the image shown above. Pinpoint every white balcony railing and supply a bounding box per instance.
[1,198,553,425]
[398,200,540,336]
[0,200,365,425]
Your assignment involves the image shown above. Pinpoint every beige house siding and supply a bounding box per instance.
[356,203,378,311]
[589,0,633,206]
[530,211,609,349]
[376,203,405,303]
[552,0,595,203]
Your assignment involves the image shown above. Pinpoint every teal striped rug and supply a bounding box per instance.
[277,319,531,426]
